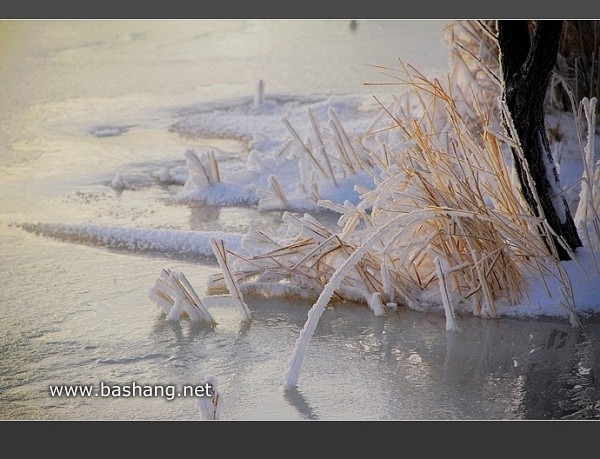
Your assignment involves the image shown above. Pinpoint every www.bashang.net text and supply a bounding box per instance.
[48,381,214,402]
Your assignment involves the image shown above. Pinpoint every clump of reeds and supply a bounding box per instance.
[443,21,599,279]
[279,58,589,387]
[208,237,252,322]
[441,20,501,117]
[359,65,554,316]
[149,239,252,324]
[211,61,567,331]
[156,20,599,389]
[263,107,376,210]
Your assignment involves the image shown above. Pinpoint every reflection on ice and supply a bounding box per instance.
[283,386,318,420]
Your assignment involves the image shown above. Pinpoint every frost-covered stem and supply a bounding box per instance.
[470,248,496,319]
[283,208,444,390]
[172,271,215,323]
[184,149,220,189]
[555,261,581,328]
[574,97,600,255]
[308,107,338,186]
[268,175,289,206]
[210,237,252,322]
[380,256,395,304]
[281,116,328,177]
[434,257,460,331]
[328,107,361,172]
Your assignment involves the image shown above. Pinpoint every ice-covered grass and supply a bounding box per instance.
[17,21,600,392]
[211,64,598,325]
[192,22,600,389]
[148,268,216,323]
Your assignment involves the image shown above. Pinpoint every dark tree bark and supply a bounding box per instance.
[497,20,582,261]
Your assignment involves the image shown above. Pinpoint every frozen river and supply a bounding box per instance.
[1,19,599,420]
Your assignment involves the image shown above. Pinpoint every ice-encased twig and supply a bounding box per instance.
[308,107,338,186]
[434,257,460,331]
[281,115,328,177]
[210,237,252,322]
[283,211,415,390]
[257,175,289,210]
[172,271,215,322]
[282,212,332,243]
[184,149,220,190]
[241,227,282,253]
[254,80,265,108]
[196,375,221,420]
[148,268,215,324]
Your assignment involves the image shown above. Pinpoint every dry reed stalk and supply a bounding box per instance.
[281,115,328,178]
[435,256,460,331]
[210,237,252,322]
[309,107,338,186]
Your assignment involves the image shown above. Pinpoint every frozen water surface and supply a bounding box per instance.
[1,20,599,420]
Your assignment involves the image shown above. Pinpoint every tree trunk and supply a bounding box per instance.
[497,20,582,261]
